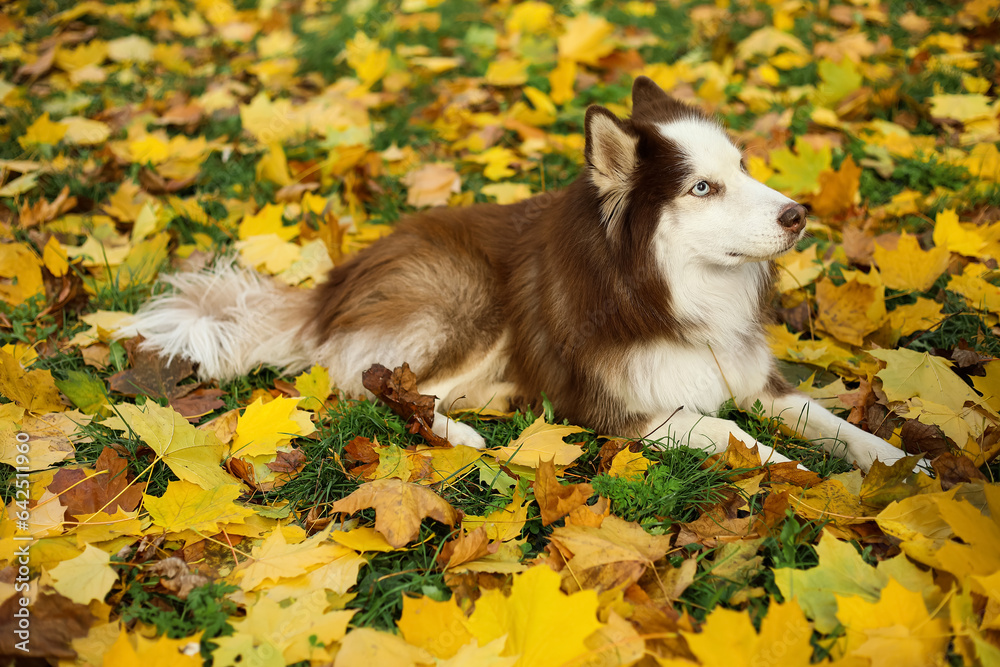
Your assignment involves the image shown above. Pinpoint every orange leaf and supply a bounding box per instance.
[330,478,458,548]
[533,457,594,526]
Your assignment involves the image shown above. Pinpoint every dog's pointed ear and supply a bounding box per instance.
[584,106,638,231]
[631,76,672,110]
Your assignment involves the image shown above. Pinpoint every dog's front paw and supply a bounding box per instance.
[433,417,487,449]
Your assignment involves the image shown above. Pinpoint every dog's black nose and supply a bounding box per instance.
[778,204,806,233]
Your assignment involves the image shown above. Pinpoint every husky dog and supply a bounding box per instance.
[121,77,911,472]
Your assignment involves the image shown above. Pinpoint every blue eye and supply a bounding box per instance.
[692,181,711,196]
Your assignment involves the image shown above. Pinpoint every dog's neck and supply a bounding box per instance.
[662,252,773,348]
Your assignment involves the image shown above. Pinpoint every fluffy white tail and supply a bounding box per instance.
[117,262,315,381]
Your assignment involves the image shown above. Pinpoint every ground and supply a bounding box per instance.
[1,0,1000,666]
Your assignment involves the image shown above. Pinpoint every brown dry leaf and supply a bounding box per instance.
[109,336,197,400]
[838,378,876,425]
[533,457,593,525]
[17,185,76,228]
[0,592,92,659]
[330,478,458,548]
[932,451,987,489]
[900,418,950,458]
[170,387,226,419]
[148,556,209,599]
[362,363,450,447]
[47,446,143,519]
[436,526,498,570]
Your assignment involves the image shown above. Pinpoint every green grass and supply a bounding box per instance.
[591,448,730,528]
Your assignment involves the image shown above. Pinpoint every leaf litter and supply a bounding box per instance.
[0,0,1000,665]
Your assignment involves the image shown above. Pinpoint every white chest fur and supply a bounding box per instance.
[619,257,774,417]
[620,335,773,416]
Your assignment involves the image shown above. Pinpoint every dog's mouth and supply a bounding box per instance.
[727,239,800,262]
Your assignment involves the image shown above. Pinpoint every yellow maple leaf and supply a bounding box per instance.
[0,243,44,307]
[236,234,301,275]
[218,590,355,664]
[106,34,154,63]
[767,137,833,196]
[873,233,950,292]
[928,93,996,123]
[48,544,118,605]
[330,478,459,548]
[548,59,577,105]
[485,58,529,86]
[103,402,236,489]
[238,203,297,241]
[869,347,983,413]
[933,208,986,257]
[481,182,533,204]
[60,117,111,146]
[402,162,462,208]
[18,112,67,148]
[462,487,529,542]
[972,360,1000,413]
[490,415,587,467]
[557,13,615,65]
[947,263,1000,313]
[42,236,69,277]
[672,600,813,667]
[333,627,435,666]
[398,595,474,659]
[144,480,254,533]
[104,628,202,667]
[466,147,520,181]
[0,349,66,413]
[418,444,484,485]
[330,525,395,552]
[236,527,344,591]
[345,32,390,90]
[607,448,649,481]
[809,155,862,218]
[834,579,949,665]
[815,272,886,347]
[256,142,292,186]
[54,41,107,71]
[294,365,332,411]
[464,565,603,667]
[776,244,823,293]
[887,298,945,337]
[239,92,298,144]
[814,58,863,108]
[0,409,85,469]
[232,396,314,458]
[506,1,554,34]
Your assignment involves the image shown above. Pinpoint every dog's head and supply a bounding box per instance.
[584,77,806,268]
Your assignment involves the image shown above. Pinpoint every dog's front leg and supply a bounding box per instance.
[644,409,794,465]
[759,392,926,473]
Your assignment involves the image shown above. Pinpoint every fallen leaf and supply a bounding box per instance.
[533,457,593,525]
[464,565,604,666]
[330,478,459,548]
[362,363,450,447]
[490,414,587,467]
[48,544,118,605]
[144,480,254,533]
